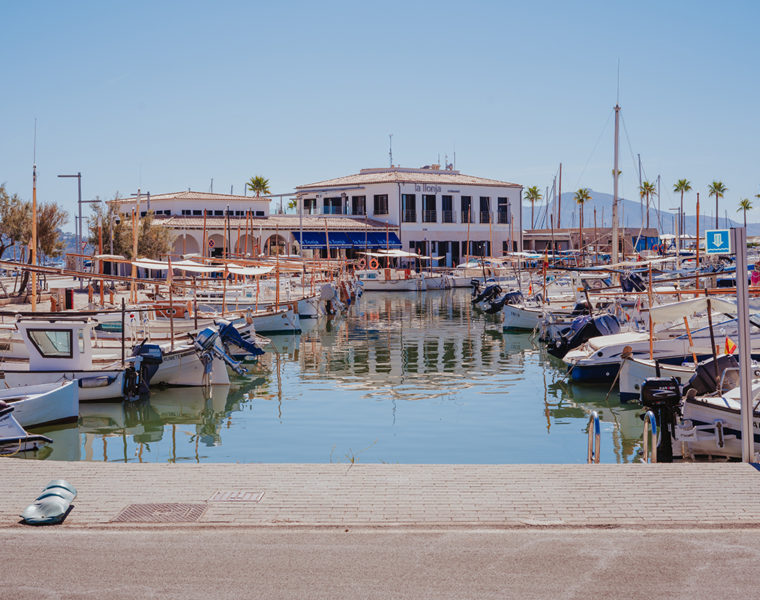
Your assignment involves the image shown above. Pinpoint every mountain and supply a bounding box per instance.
[522,190,759,235]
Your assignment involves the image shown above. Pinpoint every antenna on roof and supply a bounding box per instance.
[210,178,214,193]
[388,134,393,167]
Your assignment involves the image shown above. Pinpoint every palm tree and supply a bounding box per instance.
[246,176,270,198]
[738,198,753,229]
[708,181,727,228]
[574,188,591,260]
[524,186,542,229]
[639,180,656,230]
[673,179,692,237]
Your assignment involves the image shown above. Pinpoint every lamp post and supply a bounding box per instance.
[669,207,681,271]
[58,172,82,288]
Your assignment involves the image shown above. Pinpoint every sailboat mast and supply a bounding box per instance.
[612,104,620,263]
[31,163,38,311]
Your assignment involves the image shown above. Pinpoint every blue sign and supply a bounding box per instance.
[705,229,732,255]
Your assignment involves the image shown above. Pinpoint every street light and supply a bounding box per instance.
[669,207,681,270]
[58,172,82,288]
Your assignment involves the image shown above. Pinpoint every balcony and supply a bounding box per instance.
[461,212,473,224]
[442,210,454,223]
[480,211,491,224]
[497,210,509,224]
[402,210,417,223]
[423,210,437,223]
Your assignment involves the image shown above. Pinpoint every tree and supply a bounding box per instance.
[673,179,692,238]
[524,186,542,229]
[574,188,591,260]
[246,176,270,198]
[639,180,656,230]
[36,202,68,260]
[87,196,171,259]
[708,181,727,229]
[738,198,753,229]
[0,184,32,259]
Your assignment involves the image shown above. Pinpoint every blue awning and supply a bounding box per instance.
[292,231,326,249]
[368,231,401,248]
[327,232,353,249]
[293,230,401,249]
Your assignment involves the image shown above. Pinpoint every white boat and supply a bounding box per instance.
[0,381,78,428]
[0,403,53,454]
[357,269,426,292]
[619,356,696,402]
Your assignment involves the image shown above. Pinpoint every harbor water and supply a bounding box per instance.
[26,288,646,464]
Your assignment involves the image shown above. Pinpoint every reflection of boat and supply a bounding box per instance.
[0,380,78,428]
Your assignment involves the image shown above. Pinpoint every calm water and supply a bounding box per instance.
[25,289,646,464]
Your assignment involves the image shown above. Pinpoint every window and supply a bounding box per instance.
[461,196,472,223]
[324,197,342,215]
[373,194,388,215]
[351,195,366,216]
[193,210,202,216]
[163,210,172,215]
[214,210,224,216]
[423,195,437,223]
[28,329,73,358]
[480,196,491,224]
[182,209,191,216]
[140,211,147,217]
[402,194,417,222]
[303,198,317,214]
[498,197,510,224]
[255,210,264,216]
[441,195,453,223]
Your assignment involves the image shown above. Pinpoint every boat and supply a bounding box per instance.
[0,381,78,428]
[0,402,53,455]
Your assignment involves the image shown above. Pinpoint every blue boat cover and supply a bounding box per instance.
[292,231,401,249]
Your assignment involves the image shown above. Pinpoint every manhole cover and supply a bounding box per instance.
[111,503,207,523]
[208,490,264,503]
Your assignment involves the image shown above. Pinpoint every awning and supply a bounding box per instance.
[293,230,401,249]
[292,231,327,249]
[649,297,738,324]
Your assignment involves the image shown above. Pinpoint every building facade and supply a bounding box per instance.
[296,166,523,265]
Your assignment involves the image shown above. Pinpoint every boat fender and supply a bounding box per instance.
[79,375,117,389]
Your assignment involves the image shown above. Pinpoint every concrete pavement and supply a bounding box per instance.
[2,461,760,529]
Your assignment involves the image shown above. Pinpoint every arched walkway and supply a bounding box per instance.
[172,234,201,257]
[264,234,289,256]
[208,233,226,257]
[235,234,258,257]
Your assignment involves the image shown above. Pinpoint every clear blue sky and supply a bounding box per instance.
[2,0,758,230]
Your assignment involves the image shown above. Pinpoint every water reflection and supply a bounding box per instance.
[14,288,648,463]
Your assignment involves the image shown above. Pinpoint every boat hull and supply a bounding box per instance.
[0,381,79,428]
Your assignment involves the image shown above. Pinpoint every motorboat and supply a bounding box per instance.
[0,402,53,455]
[0,380,78,428]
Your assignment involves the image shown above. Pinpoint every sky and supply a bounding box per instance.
[2,0,758,231]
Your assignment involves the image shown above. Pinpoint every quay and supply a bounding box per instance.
[3,461,760,529]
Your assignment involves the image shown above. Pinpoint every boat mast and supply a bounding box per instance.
[612,104,620,264]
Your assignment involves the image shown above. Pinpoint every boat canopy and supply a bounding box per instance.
[649,297,737,324]
[132,258,273,276]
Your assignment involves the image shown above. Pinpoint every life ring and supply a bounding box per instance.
[369,258,379,270]
[357,258,367,269]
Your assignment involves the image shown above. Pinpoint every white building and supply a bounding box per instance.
[296,165,522,265]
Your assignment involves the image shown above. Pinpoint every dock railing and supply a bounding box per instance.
[587,411,601,464]
[642,410,658,463]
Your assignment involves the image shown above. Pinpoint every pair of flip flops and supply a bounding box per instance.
[20,480,77,525]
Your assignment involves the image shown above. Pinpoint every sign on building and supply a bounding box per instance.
[705,229,732,255]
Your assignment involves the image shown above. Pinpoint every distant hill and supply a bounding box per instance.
[522,190,758,235]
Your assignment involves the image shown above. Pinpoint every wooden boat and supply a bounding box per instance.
[0,380,78,428]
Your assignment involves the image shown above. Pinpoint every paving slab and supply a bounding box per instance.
[2,461,760,528]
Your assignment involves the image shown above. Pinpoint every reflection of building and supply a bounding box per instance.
[296,165,523,265]
[297,294,517,392]
[522,227,660,254]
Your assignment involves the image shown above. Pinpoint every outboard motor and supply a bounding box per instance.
[620,272,646,293]
[470,279,483,298]
[216,319,264,361]
[484,290,523,314]
[639,377,681,462]
[548,314,621,359]
[682,355,740,396]
[570,301,591,316]
[472,284,502,306]
[123,341,164,401]
[190,327,247,383]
